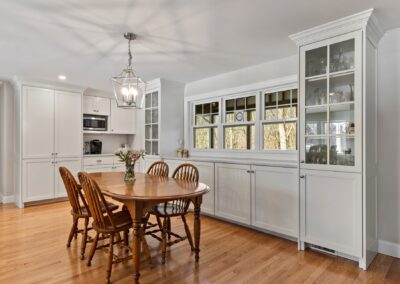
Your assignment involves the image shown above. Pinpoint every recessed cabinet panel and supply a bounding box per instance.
[215,163,251,225]
[54,158,81,198]
[300,170,362,257]
[252,166,298,237]
[83,96,110,116]
[23,159,54,202]
[110,100,135,134]
[22,87,54,159]
[55,91,82,157]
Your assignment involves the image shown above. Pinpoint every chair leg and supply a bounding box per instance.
[124,230,129,249]
[87,232,99,266]
[181,215,194,251]
[67,217,78,247]
[167,217,171,240]
[161,217,168,264]
[106,234,115,284]
[141,236,152,265]
[156,215,163,230]
[80,217,89,260]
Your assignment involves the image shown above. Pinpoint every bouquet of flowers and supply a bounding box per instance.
[115,148,145,181]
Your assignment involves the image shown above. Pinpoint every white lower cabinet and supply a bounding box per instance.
[215,163,251,225]
[54,158,82,198]
[251,166,298,237]
[23,158,82,202]
[23,159,54,202]
[300,169,362,257]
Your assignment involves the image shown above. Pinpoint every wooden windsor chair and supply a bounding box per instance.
[59,167,119,260]
[144,163,198,264]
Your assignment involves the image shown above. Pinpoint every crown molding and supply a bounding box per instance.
[289,9,382,46]
[366,12,384,47]
[12,75,85,93]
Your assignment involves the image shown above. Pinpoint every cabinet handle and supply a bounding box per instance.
[300,160,305,163]
[246,170,255,174]
[300,175,306,179]
[96,160,102,163]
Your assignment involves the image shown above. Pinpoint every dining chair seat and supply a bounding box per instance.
[92,210,133,233]
[148,203,187,217]
[72,202,119,217]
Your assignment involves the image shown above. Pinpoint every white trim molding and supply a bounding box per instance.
[289,9,384,47]
[378,240,400,258]
[0,194,14,204]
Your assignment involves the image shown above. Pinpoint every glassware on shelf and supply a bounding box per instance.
[329,104,354,135]
[329,136,355,166]
[305,79,327,106]
[329,74,354,103]
[305,137,327,164]
[305,107,328,135]
[306,46,327,77]
[330,39,355,73]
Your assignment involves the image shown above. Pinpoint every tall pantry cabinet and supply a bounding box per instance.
[290,9,383,269]
[14,81,83,207]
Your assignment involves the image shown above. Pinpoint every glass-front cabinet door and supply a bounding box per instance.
[300,31,361,172]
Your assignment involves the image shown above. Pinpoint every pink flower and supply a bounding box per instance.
[131,151,138,160]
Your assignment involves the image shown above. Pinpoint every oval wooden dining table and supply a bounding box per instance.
[89,171,210,283]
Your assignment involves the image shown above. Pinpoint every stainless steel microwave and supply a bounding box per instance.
[83,115,107,131]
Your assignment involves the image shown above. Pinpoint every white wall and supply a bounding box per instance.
[377,28,400,252]
[185,55,297,97]
[0,81,15,202]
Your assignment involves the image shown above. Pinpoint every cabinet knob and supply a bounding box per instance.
[300,160,305,163]
[300,175,305,179]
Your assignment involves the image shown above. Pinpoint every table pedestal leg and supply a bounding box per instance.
[193,197,202,262]
[125,201,144,284]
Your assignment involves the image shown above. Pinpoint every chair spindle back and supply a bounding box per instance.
[170,163,199,211]
[147,161,169,177]
[78,172,117,229]
[59,167,88,215]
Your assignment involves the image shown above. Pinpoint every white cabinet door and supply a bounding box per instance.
[215,163,251,225]
[300,169,362,257]
[55,91,82,158]
[251,165,298,237]
[54,158,82,198]
[23,159,54,202]
[191,161,214,215]
[84,165,114,173]
[22,87,54,159]
[83,96,110,116]
[110,100,135,134]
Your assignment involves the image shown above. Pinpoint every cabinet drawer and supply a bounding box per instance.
[84,156,114,166]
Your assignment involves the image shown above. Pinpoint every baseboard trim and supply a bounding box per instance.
[378,240,400,258]
[0,195,14,204]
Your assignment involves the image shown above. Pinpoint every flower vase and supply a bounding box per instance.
[124,163,135,181]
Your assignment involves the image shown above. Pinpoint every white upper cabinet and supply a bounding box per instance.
[110,99,135,134]
[22,86,55,159]
[55,91,82,157]
[83,96,110,116]
[299,32,362,173]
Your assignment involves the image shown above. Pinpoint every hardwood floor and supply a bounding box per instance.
[0,201,399,284]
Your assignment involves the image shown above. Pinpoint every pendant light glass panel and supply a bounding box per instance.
[112,68,145,108]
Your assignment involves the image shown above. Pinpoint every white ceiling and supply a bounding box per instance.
[1,0,400,92]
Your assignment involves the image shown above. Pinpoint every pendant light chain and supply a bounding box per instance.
[128,38,132,69]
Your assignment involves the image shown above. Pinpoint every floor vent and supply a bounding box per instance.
[310,244,336,256]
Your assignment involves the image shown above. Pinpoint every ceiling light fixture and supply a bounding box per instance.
[58,75,67,80]
[111,32,145,108]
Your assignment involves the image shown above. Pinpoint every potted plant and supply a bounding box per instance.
[115,148,145,181]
